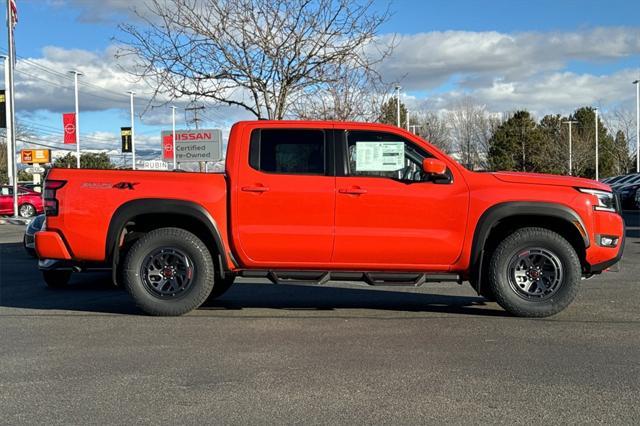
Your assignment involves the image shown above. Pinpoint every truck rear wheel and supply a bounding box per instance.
[488,227,581,318]
[123,227,215,316]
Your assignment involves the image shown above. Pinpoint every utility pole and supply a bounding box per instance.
[634,79,639,173]
[128,91,136,170]
[185,105,205,129]
[406,109,410,131]
[1,55,13,187]
[5,1,18,217]
[594,107,599,180]
[394,85,401,128]
[69,70,82,168]
[171,106,177,170]
[562,120,578,175]
[185,104,205,171]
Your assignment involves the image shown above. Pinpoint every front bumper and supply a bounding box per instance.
[585,212,625,274]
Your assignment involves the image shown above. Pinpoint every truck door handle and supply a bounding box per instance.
[338,187,367,195]
[242,185,270,193]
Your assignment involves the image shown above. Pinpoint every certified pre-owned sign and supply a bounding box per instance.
[161,129,222,163]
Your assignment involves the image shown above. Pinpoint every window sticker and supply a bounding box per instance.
[355,141,405,171]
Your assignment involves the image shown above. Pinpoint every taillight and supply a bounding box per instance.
[44,180,66,216]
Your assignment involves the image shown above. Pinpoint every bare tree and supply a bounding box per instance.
[117,0,392,119]
[289,59,389,121]
[414,111,452,153]
[447,98,497,170]
[604,107,635,173]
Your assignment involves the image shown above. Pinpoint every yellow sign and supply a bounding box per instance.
[21,149,51,164]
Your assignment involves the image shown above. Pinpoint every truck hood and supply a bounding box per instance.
[490,171,611,191]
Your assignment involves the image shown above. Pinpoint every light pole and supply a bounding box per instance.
[128,91,136,170]
[634,79,639,173]
[69,70,82,168]
[3,0,18,217]
[394,85,401,128]
[562,120,578,175]
[406,109,410,131]
[594,107,599,180]
[1,55,13,188]
[171,106,177,170]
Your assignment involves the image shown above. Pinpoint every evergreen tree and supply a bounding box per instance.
[536,114,567,175]
[378,97,407,128]
[612,130,631,175]
[488,111,540,172]
[571,107,615,179]
[53,152,114,169]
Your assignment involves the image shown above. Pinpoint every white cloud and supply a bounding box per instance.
[378,27,640,90]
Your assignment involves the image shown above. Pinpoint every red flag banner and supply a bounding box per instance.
[63,113,76,144]
[10,0,18,27]
[162,134,174,160]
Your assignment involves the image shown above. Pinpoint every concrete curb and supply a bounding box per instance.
[0,217,31,226]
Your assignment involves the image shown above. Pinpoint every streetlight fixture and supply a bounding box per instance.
[562,120,578,175]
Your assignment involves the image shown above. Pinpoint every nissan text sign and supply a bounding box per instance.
[161,129,222,163]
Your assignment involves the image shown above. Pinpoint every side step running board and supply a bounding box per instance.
[238,270,462,287]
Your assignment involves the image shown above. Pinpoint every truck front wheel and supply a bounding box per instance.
[488,227,581,318]
[123,227,215,316]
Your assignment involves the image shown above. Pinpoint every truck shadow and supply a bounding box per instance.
[1,240,502,316]
[202,282,505,317]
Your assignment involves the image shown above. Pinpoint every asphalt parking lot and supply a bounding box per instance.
[1,214,639,424]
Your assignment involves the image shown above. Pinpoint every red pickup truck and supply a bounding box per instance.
[36,120,625,317]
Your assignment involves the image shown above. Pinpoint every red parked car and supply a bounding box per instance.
[0,185,44,218]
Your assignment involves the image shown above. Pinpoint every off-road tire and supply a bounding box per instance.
[123,227,215,316]
[488,227,581,318]
[42,270,72,288]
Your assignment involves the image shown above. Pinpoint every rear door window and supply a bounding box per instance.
[249,129,325,175]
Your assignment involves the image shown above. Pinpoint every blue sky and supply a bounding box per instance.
[2,0,639,158]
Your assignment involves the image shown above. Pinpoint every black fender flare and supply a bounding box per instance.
[106,198,229,278]
[470,201,589,288]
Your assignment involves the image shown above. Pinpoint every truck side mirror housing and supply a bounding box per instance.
[422,158,447,176]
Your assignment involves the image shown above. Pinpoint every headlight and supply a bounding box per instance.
[578,188,616,212]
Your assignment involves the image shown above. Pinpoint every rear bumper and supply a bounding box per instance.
[35,231,71,260]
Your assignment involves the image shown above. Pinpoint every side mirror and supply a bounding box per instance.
[422,158,447,176]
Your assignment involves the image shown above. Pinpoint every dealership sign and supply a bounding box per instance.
[21,149,51,164]
[142,160,169,170]
[161,129,222,163]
